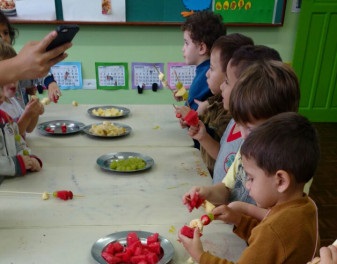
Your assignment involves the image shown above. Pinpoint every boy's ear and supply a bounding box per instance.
[275,170,291,193]
[198,41,208,55]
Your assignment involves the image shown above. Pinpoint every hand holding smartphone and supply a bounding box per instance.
[46,25,79,51]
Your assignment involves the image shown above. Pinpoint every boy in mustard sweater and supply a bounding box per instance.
[179,112,320,263]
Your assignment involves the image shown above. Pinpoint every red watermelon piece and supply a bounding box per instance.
[183,110,199,127]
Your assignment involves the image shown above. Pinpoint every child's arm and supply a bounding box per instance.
[228,201,269,221]
[188,122,220,159]
[17,98,43,134]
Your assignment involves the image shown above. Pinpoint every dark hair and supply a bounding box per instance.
[230,44,282,78]
[211,33,254,73]
[181,11,226,55]
[229,60,300,124]
[0,39,17,60]
[0,10,18,45]
[241,112,320,183]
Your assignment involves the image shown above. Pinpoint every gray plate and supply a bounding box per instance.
[96,152,154,172]
[91,230,174,264]
[82,122,132,138]
[37,120,85,135]
[88,105,130,119]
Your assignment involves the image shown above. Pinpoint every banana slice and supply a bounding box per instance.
[175,86,187,97]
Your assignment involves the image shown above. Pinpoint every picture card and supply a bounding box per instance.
[95,62,129,90]
[50,61,82,90]
[131,62,164,89]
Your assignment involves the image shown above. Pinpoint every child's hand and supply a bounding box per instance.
[173,90,184,102]
[30,157,42,171]
[175,105,190,129]
[182,186,208,211]
[195,99,209,116]
[25,98,43,116]
[26,86,37,96]
[48,82,62,103]
[212,204,242,226]
[319,244,337,264]
[178,227,204,263]
[188,120,206,141]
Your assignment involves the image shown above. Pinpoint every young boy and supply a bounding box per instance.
[176,10,226,111]
[0,40,44,136]
[188,45,282,184]
[180,33,254,175]
[179,112,320,263]
[182,60,301,208]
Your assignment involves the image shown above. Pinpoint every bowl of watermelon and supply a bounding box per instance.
[91,230,174,264]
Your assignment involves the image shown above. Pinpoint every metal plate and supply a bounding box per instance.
[82,122,132,138]
[37,120,85,135]
[88,105,130,119]
[96,152,154,173]
[91,230,174,264]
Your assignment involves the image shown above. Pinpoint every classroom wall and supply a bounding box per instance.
[13,2,299,82]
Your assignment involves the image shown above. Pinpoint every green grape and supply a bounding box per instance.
[110,157,146,171]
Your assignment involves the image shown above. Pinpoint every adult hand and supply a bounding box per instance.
[15,31,72,80]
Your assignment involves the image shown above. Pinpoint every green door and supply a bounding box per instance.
[292,0,337,122]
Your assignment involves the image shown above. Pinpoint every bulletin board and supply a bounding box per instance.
[7,0,287,26]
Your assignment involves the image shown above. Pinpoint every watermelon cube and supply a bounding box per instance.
[127,232,140,246]
[101,251,122,264]
[146,232,159,245]
[180,225,195,238]
[148,241,161,255]
[130,254,147,263]
[146,252,159,264]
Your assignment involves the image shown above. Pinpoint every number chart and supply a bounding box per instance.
[95,62,129,90]
[131,63,164,89]
[167,63,196,90]
[50,62,82,89]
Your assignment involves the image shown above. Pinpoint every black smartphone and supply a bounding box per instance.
[46,24,79,51]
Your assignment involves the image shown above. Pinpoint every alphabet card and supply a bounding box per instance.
[95,62,129,90]
[50,62,82,89]
[131,62,164,89]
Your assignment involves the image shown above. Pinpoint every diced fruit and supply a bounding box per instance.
[101,232,163,264]
[187,192,205,212]
[201,213,214,226]
[176,113,182,118]
[175,86,187,97]
[53,190,73,200]
[146,232,159,245]
[203,200,216,214]
[183,110,199,127]
[180,225,195,238]
[175,81,183,89]
[61,123,67,133]
[127,232,140,246]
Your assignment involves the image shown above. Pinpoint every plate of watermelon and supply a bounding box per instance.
[91,230,174,264]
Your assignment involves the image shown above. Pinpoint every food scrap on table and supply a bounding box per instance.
[72,100,79,106]
[152,125,160,130]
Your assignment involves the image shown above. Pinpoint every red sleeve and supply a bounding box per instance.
[16,155,27,176]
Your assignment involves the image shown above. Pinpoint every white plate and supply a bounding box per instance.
[37,120,85,136]
[96,152,154,173]
[91,230,174,264]
[87,105,130,119]
[82,122,132,138]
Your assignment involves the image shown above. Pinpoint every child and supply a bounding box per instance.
[0,10,61,106]
[0,40,44,136]
[182,60,301,208]
[179,112,320,263]
[188,45,282,184]
[178,33,254,175]
[0,86,42,183]
[176,10,226,111]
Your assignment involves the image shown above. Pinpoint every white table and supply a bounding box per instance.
[0,105,246,263]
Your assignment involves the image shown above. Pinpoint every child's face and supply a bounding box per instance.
[206,48,225,95]
[0,23,11,45]
[182,31,201,65]
[242,155,278,209]
[220,60,238,110]
[2,81,18,98]
[237,119,266,139]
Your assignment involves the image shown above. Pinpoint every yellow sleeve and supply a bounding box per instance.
[223,150,241,189]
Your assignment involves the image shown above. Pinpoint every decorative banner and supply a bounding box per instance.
[95,62,129,90]
[131,63,164,89]
[167,62,196,90]
[213,0,286,24]
[51,62,83,90]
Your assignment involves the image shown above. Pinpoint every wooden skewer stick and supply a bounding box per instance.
[0,190,84,198]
